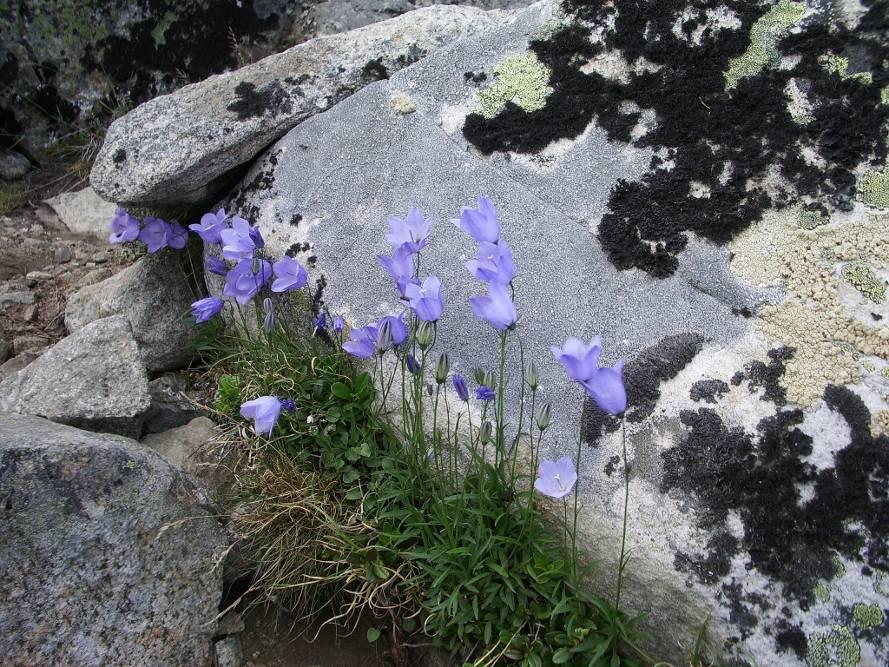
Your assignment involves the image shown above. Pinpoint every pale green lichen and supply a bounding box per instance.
[814,582,832,603]
[881,87,889,105]
[834,554,847,578]
[883,368,889,381]
[853,603,885,629]
[861,359,876,372]
[857,166,889,209]
[390,94,417,115]
[845,262,887,303]
[725,2,806,90]
[799,209,829,230]
[822,54,849,78]
[151,11,177,47]
[848,72,873,86]
[477,52,553,119]
[807,625,860,667]
[875,570,888,595]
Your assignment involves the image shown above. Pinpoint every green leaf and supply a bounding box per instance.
[552,648,572,664]
[345,487,363,500]
[366,627,381,643]
[401,618,417,632]
[342,467,360,484]
[331,382,352,400]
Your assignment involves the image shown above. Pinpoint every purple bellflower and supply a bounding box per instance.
[581,360,627,415]
[108,208,140,244]
[475,386,495,402]
[343,323,379,359]
[386,208,431,252]
[189,208,228,244]
[240,396,282,437]
[249,226,265,249]
[206,255,227,276]
[378,245,417,297]
[314,312,327,331]
[406,353,421,375]
[220,216,258,261]
[139,216,170,253]
[379,314,408,347]
[333,315,345,333]
[534,457,578,499]
[191,296,224,323]
[271,256,308,292]
[550,336,602,382]
[223,258,272,304]
[280,398,296,413]
[166,221,188,250]
[466,240,516,285]
[404,275,444,322]
[453,374,469,401]
[469,283,517,331]
[453,196,501,243]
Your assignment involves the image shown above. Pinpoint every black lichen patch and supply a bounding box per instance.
[112,148,126,164]
[775,622,808,660]
[675,531,739,585]
[580,333,704,445]
[228,81,293,121]
[661,380,889,640]
[289,214,303,226]
[463,71,488,85]
[603,455,621,477]
[730,346,794,407]
[227,149,281,221]
[690,379,730,404]
[362,58,389,81]
[463,0,889,276]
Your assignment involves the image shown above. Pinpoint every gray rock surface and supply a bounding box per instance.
[65,252,198,372]
[142,417,232,496]
[145,372,206,433]
[44,187,118,241]
[90,5,513,206]
[0,148,30,180]
[214,636,244,667]
[0,315,149,437]
[217,1,889,663]
[0,414,228,666]
[0,350,39,381]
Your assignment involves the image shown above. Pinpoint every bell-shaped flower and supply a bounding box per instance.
[466,240,516,284]
[343,323,379,359]
[378,245,417,297]
[385,208,431,252]
[580,360,627,415]
[139,216,170,253]
[550,336,602,382]
[469,282,517,331]
[453,196,501,243]
[223,258,272,304]
[404,275,444,322]
[249,226,265,249]
[453,374,469,401]
[378,314,408,347]
[406,354,421,375]
[206,255,227,276]
[239,396,282,437]
[333,316,345,333]
[189,208,228,244]
[191,296,224,323]
[314,312,327,331]
[166,221,188,250]
[534,457,577,499]
[475,386,495,402]
[271,256,308,292]
[108,208,140,244]
[220,216,258,261]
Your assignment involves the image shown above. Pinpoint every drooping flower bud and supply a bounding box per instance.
[483,371,496,390]
[535,403,553,431]
[526,362,539,391]
[262,297,275,333]
[376,319,393,352]
[406,353,421,375]
[453,374,469,401]
[479,420,493,444]
[435,353,450,384]
[416,320,435,350]
[473,368,487,386]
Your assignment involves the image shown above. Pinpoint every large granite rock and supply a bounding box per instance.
[216,0,889,663]
[0,414,228,666]
[44,186,117,241]
[65,252,198,372]
[90,5,513,207]
[0,315,150,437]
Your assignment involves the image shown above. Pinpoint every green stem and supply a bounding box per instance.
[495,331,507,473]
[615,415,630,610]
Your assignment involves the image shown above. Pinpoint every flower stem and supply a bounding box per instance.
[615,415,630,610]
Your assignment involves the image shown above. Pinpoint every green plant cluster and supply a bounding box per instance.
[203,319,650,666]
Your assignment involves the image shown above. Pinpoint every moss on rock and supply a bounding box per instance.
[724,1,806,90]
[476,52,552,119]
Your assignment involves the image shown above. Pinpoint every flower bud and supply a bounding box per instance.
[262,298,275,333]
[376,319,393,352]
[473,368,487,386]
[435,353,450,384]
[453,374,469,401]
[526,362,539,391]
[426,382,434,396]
[406,353,421,376]
[483,371,496,390]
[333,315,344,333]
[416,321,435,350]
[479,420,493,444]
[535,403,553,431]
[252,256,263,275]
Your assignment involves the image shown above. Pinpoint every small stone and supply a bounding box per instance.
[0,351,39,381]
[215,637,243,667]
[25,270,52,282]
[0,148,30,180]
[13,335,47,355]
[43,187,117,241]
[0,341,10,364]
[92,252,108,264]
[54,246,73,263]
[216,610,246,636]
[0,291,34,308]
[22,305,38,322]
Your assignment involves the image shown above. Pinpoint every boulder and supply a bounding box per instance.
[142,417,232,497]
[90,5,512,206]
[216,0,889,663]
[44,187,118,241]
[0,315,150,437]
[0,148,30,180]
[144,372,207,433]
[0,414,228,666]
[65,252,198,373]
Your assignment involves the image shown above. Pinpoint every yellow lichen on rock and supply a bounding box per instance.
[731,209,889,405]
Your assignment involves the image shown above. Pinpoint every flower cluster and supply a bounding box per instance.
[108,207,187,252]
[551,337,627,415]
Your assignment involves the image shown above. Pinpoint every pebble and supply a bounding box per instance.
[0,291,35,308]
[0,341,10,364]
[22,305,38,322]
[25,270,52,282]
[12,334,46,355]
[54,247,73,263]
